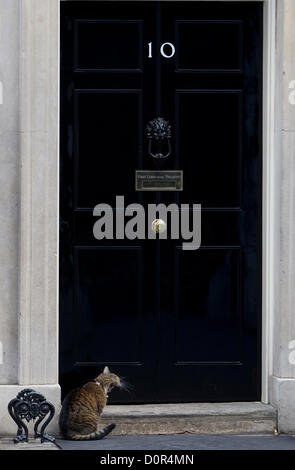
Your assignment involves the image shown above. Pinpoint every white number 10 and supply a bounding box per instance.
[148,42,175,59]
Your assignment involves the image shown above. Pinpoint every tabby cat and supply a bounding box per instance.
[59,366,121,440]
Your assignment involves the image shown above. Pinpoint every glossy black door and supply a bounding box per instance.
[60,1,262,402]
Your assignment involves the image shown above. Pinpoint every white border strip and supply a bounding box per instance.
[262,0,277,403]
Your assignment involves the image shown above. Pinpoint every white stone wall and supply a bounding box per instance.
[19,0,59,387]
[270,0,295,433]
[0,0,20,384]
[0,0,61,436]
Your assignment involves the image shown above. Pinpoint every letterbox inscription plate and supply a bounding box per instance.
[136,170,183,191]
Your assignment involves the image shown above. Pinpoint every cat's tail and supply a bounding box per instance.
[67,424,116,441]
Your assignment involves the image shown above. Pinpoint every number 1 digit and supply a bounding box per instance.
[148,42,152,58]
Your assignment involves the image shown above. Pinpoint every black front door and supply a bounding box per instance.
[60,1,262,403]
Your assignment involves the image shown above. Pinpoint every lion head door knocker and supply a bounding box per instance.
[146,117,172,160]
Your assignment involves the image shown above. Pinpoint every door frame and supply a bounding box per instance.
[18,0,277,405]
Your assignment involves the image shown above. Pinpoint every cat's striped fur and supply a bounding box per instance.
[59,367,121,441]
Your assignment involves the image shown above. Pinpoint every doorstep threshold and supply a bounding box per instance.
[101,402,277,435]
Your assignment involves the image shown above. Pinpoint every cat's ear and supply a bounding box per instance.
[103,366,110,374]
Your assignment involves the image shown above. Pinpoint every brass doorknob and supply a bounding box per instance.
[151,219,167,233]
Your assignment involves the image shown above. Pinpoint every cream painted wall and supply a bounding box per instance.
[0,0,20,384]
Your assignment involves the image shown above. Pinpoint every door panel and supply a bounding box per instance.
[75,89,142,207]
[74,247,143,364]
[75,20,143,71]
[177,90,242,206]
[60,1,262,403]
[176,20,243,71]
[174,248,241,363]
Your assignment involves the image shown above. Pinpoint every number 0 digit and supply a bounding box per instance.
[160,42,175,58]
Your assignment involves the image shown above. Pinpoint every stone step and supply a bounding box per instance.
[100,402,277,436]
